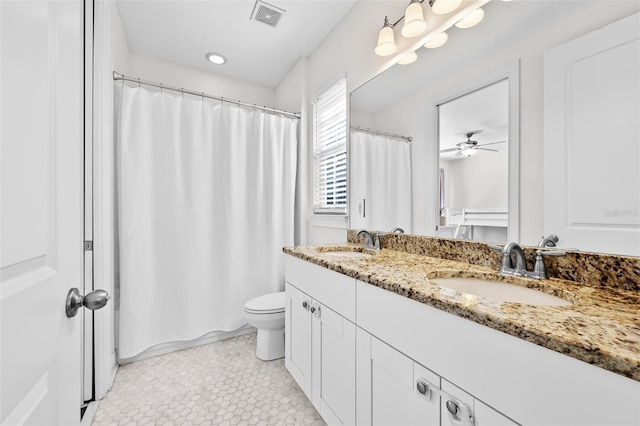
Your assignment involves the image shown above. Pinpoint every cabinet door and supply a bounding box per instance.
[285,283,312,397]
[441,380,475,426]
[442,380,519,426]
[367,336,440,425]
[315,303,356,425]
[474,400,519,426]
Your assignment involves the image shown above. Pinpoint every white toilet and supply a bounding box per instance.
[244,291,285,361]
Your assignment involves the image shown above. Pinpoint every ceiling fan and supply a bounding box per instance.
[440,132,506,157]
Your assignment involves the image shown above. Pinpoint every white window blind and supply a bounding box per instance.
[313,79,347,214]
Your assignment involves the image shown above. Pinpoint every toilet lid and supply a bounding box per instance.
[245,291,285,314]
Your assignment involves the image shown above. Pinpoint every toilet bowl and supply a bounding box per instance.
[244,291,285,361]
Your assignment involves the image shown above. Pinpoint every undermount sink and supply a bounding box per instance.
[431,277,572,306]
[315,246,374,259]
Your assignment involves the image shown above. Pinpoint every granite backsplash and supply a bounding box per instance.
[346,230,640,292]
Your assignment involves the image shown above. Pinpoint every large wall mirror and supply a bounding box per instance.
[349,0,639,254]
[350,59,518,243]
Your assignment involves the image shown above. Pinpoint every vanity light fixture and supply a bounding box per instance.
[455,8,485,29]
[205,52,227,65]
[424,31,448,48]
[398,51,418,65]
[375,17,397,56]
[429,0,463,15]
[401,0,427,38]
[374,0,485,59]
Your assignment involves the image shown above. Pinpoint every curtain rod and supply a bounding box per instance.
[350,126,412,142]
[113,71,301,119]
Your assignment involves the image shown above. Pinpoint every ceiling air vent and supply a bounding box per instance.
[250,0,285,28]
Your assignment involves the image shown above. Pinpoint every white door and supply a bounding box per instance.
[1,1,85,424]
[544,12,640,256]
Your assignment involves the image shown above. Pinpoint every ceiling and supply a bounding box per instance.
[116,0,358,88]
[439,78,508,160]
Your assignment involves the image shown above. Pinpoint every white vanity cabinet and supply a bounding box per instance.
[284,255,356,425]
[285,255,639,426]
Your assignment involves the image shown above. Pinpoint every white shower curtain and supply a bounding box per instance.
[350,130,412,232]
[116,83,297,360]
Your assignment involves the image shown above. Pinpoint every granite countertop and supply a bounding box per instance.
[283,243,640,382]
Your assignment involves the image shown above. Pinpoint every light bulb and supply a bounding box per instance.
[398,51,418,65]
[375,24,397,56]
[424,32,448,49]
[429,0,462,15]
[401,1,427,38]
[455,8,485,29]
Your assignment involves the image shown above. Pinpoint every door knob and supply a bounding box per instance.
[66,288,111,318]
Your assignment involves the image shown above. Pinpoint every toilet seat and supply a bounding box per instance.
[244,291,285,314]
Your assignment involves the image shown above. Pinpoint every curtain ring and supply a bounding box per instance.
[181,88,184,98]
[137,77,141,88]
[160,83,163,93]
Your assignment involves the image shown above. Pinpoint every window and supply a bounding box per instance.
[313,79,347,214]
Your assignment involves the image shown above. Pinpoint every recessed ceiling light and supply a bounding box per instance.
[205,52,227,65]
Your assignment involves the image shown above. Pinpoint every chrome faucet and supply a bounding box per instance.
[356,229,380,249]
[490,242,528,276]
[357,230,381,250]
[390,227,405,234]
[489,242,565,280]
[538,234,559,248]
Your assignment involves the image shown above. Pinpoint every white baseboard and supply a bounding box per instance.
[80,401,99,426]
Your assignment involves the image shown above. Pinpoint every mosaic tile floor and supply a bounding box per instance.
[92,333,325,426]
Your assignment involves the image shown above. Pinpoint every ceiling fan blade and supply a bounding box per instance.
[440,147,460,153]
[477,147,499,152]
[478,140,506,147]
[454,151,463,157]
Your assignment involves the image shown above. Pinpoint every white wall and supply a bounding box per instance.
[126,54,274,107]
[446,150,508,210]
[279,0,640,246]
[284,1,406,244]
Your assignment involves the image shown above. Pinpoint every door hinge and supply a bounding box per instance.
[84,241,93,251]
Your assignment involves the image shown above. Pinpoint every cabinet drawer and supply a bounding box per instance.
[285,254,356,322]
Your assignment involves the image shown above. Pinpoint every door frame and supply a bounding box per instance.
[85,0,118,402]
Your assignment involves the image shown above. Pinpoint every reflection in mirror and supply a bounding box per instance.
[349,127,412,233]
[349,0,638,254]
[437,80,509,242]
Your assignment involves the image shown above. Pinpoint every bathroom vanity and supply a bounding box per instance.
[283,235,640,426]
